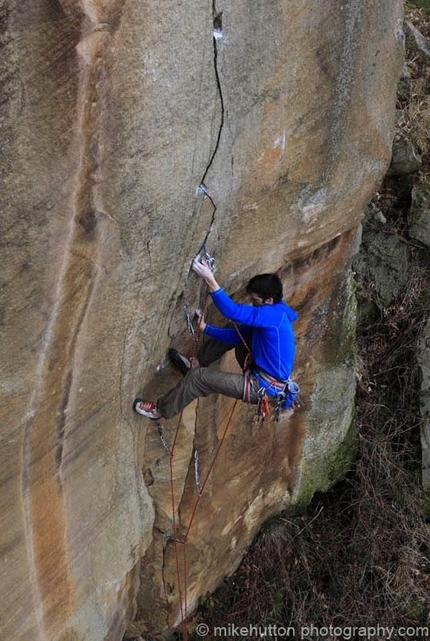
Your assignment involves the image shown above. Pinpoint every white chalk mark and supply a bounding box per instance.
[274,131,286,155]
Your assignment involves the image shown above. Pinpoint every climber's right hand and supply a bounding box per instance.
[192,257,220,292]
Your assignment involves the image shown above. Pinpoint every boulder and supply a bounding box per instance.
[409,184,430,247]
[388,138,422,176]
[353,226,411,312]
[0,0,404,638]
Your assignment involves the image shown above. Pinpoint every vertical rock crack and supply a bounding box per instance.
[197,3,225,252]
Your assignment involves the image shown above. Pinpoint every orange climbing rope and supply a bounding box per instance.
[163,285,248,640]
[232,321,252,372]
[164,275,273,637]
[166,398,239,639]
[233,321,272,420]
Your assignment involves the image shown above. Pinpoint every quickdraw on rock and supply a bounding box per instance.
[183,245,216,340]
[202,243,216,272]
[183,303,196,337]
[194,242,216,273]
[193,447,202,495]
[156,352,171,372]
[165,534,185,544]
[154,419,171,454]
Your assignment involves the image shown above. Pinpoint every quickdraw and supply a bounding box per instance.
[156,352,171,372]
[257,384,301,422]
[183,303,196,337]
[255,387,271,421]
[202,242,216,272]
[193,447,202,495]
[273,392,286,422]
[194,242,215,273]
[154,419,171,454]
[183,246,215,340]
[165,534,185,544]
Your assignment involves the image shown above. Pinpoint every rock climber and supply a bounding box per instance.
[133,257,297,420]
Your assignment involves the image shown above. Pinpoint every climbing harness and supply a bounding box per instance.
[255,369,301,421]
[255,368,289,393]
[257,378,301,422]
[233,324,301,421]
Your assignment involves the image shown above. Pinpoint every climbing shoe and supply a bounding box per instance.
[168,348,191,376]
[133,398,161,420]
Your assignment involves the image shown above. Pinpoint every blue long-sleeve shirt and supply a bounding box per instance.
[204,288,297,382]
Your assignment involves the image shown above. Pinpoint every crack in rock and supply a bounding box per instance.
[192,3,226,261]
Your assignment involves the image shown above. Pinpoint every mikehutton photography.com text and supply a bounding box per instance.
[194,622,429,640]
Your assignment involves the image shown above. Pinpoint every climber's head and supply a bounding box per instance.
[246,274,283,305]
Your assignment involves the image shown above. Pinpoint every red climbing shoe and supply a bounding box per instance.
[133,398,161,420]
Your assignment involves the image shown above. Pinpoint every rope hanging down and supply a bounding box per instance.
[155,248,298,637]
[162,393,239,640]
[154,250,241,641]
[232,321,273,421]
[157,287,252,638]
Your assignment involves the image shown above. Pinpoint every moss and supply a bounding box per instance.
[407,0,430,10]
[291,411,357,510]
[402,600,429,624]
[291,269,358,509]
[323,269,358,367]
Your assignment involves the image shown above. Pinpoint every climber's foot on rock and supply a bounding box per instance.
[133,398,161,420]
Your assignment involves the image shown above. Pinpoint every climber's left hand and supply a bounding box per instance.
[195,308,207,332]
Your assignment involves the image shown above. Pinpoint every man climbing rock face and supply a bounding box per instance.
[133,258,297,420]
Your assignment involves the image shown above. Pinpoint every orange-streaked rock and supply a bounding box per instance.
[0,0,403,638]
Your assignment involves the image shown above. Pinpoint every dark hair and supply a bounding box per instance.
[246,273,283,303]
